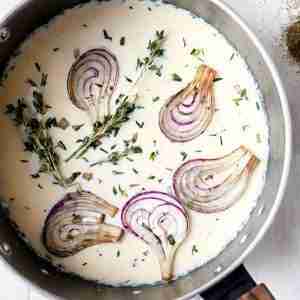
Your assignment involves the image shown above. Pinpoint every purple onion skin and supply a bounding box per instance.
[159,65,217,143]
[121,191,187,229]
[67,47,119,112]
[172,146,260,213]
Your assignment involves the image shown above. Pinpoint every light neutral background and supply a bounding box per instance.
[0,0,300,299]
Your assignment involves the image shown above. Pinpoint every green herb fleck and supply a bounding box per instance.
[65,172,81,185]
[125,76,133,83]
[172,73,182,82]
[213,77,223,82]
[56,140,67,151]
[240,88,248,100]
[180,151,188,161]
[116,250,121,257]
[148,175,156,180]
[120,36,126,46]
[112,170,124,175]
[113,186,118,195]
[82,172,93,181]
[149,150,159,161]
[100,147,108,154]
[152,96,160,102]
[192,245,199,255]
[230,53,235,60]
[190,48,205,61]
[233,97,243,106]
[132,168,139,174]
[256,102,260,110]
[35,62,41,73]
[118,185,128,197]
[136,120,144,128]
[72,124,84,131]
[167,234,176,246]
[103,29,112,41]
[129,183,140,188]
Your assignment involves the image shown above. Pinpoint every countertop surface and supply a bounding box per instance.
[0,0,300,299]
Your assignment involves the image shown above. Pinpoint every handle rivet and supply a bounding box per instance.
[0,27,10,42]
[0,242,12,256]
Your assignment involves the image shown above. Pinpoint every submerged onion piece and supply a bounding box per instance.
[67,48,119,123]
[121,191,189,281]
[173,146,260,213]
[43,191,123,257]
[159,65,217,143]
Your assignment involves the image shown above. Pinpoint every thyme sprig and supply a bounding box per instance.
[65,94,138,161]
[66,30,166,161]
[5,70,71,187]
[90,134,142,167]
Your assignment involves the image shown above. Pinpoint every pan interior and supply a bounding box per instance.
[0,1,290,299]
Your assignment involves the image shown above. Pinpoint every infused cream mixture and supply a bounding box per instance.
[0,0,269,286]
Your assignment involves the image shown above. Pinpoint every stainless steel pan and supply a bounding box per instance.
[0,0,292,299]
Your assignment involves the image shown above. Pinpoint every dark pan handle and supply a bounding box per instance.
[201,265,275,300]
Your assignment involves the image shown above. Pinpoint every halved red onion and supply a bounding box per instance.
[67,48,119,123]
[173,146,260,213]
[121,191,189,281]
[43,191,123,257]
[159,65,217,143]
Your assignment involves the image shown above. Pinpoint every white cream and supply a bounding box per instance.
[0,0,269,286]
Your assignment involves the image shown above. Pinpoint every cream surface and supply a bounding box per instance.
[0,0,269,286]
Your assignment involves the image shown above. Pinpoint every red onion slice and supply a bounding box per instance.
[159,65,217,143]
[173,146,260,213]
[43,191,123,257]
[121,191,189,281]
[67,48,119,123]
